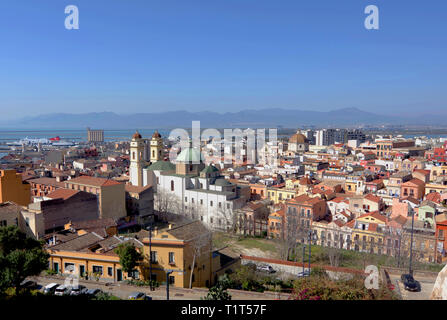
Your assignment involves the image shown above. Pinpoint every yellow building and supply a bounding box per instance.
[142,221,214,288]
[266,187,296,204]
[430,165,447,181]
[0,169,31,206]
[351,211,387,254]
[425,182,447,195]
[47,231,145,282]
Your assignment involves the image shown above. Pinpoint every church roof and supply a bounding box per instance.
[152,130,162,139]
[176,147,205,163]
[145,161,175,171]
[132,131,142,140]
[289,133,308,144]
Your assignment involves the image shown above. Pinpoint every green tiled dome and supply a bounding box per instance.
[176,147,205,163]
[146,161,175,171]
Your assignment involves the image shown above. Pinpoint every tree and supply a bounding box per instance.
[154,189,182,222]
[115,243,143,279]
[188,231,212,289]
[203,284,232,300]
[0,226,49,295]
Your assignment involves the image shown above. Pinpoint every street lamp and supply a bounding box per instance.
[146,224,153,291]
[166,270,173,300]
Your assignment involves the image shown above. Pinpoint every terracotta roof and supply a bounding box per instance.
[403,178,425,187]
[125,184,152,194]
[299,176,313,185]
[364,193,382,203]
[332,219,346,228]
[46,188,80,200]
[28,177,65,188]
[392,215,408,225]
[358,211,387,223]
[49,232,104,251]
[288,194,325,206]
[401,196,420,205]
[426,192,441,204]
[66,176,122,187]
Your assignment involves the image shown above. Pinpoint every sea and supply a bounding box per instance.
[0,129,171,144]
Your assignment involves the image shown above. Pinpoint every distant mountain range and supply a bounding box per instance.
[0,108,444,129]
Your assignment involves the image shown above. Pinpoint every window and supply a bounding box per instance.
[219,202,222,208]
[210,217,213,224]
[210,201,213,207]
[169,252,175,265]
[150,251,158,263]
[185,197,188,202]
[227,203,230,209]
[107,267,113,277]
[192,198,194,204]
[0,220,6,227]
[169,275,175,284]
[171,180,174,191]
[200,199,203,205]
[92,265,103,275]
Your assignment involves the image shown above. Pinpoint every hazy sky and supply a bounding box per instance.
[0,0,446,120]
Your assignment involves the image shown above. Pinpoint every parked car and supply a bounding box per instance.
[20,280,38,289]
[297,270,311,278]
[42,283,60,295]
[54,285,72,296]
[128,292,147,300]
[70,285,88,296]
[257,265,276,273]
[86,288,102,297]
[401,274,421,292]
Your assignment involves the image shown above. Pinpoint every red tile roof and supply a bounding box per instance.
[66,176,122,187]
[46,188,80,200]
[364,193,382,203]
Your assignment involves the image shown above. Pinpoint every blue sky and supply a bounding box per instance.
[0,0,446,120]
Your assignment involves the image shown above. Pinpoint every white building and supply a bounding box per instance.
[142,143,249,231]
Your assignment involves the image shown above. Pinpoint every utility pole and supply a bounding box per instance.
[147,224,153,290]
[409,211,415,276]
[302,245,306,275]
[308,231,311,273]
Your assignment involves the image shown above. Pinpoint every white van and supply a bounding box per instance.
[43,283,59,294]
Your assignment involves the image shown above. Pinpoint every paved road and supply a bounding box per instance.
[29,275,288,300]
[389,274,436,300]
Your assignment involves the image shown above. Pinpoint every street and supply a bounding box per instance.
[29,275,288,300]
[389,274,436,300]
